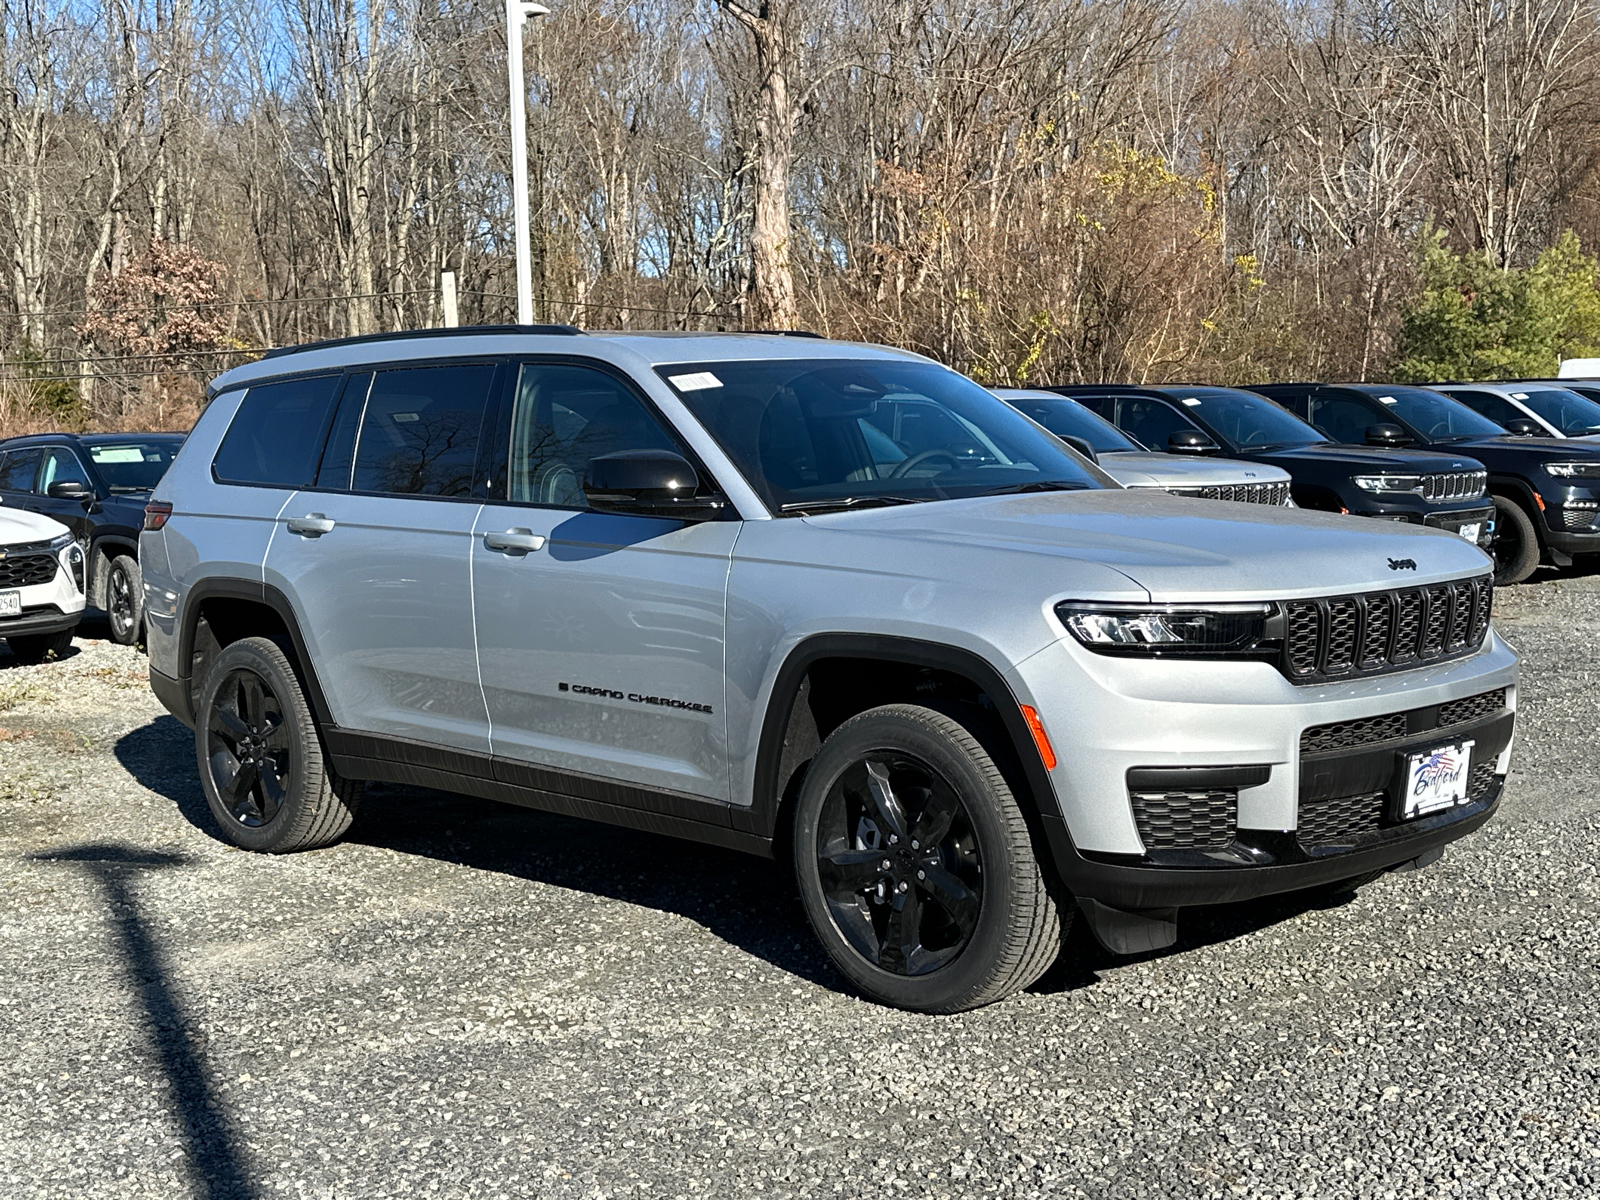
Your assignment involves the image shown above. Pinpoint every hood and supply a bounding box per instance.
[0,505,70,545]
[1097,451,1292,490]
[1448,434,1600,464]
[799,489,1492,603]
[1251,443,1485,471]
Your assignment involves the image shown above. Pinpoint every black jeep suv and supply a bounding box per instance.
[1254,383,1600,585]
[0,432,185,643]
[1046,383,1494,545]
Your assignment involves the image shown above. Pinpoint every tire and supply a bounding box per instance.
[6,630,74,665]
[1489,496,1540,585]
[792,703,1065,1013]
[195,636,362,853]
[106,554,144,645]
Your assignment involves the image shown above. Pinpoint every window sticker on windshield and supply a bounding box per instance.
[1511,393,1528,399]
[1379,396,1398,404]
[90,448,143,463]
[667,371,723,391]
[1181,397,1202,406]
[393,412,420,423]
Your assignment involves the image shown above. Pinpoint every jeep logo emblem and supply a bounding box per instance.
[1388,557,1417,571]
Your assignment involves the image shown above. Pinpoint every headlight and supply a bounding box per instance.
[47,532,73,551]
[1057,601,1277,658]
[1543,462,1600,478]
[66,544,85,592]
[1351,474,1423,494]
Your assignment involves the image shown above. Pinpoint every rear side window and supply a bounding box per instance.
[1115,399,1192,450]
[351,364,496,497]
[0,448,41,492]
[213,375,343,487]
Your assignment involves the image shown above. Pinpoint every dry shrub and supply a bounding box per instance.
[0,373,200,440]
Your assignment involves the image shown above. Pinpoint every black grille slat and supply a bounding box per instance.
[1185,481,1291,505]
[1393,590,1423,663]
[1300,686,1507,755]
[1447,582,1472,649]
[1437,687,1507,730]
[1286,602,1321,676]
[1469,577,1493,644]
[1323,598,1359,674]
[1421,586,1450,657]
[1131,789,1236,850]
[1360,594,1392,668]
[1298,791,1385,844]
[0,553,57,589]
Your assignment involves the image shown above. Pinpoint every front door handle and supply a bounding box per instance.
[286,513,336,537]
[483,527,547,554]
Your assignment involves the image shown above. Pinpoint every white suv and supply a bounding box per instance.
[0,507,85,662]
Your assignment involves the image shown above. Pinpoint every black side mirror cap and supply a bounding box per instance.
[1364,423,1412,447]
[47,480,92,501]
[582,450,724,519]
[1061,435,1098,463]
[1167,429,1220,455]
[1501,417,1541,437]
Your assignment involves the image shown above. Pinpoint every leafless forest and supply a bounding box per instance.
[2,0,1598,428]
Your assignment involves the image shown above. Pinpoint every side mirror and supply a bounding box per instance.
[1501,417,1541,437]
[582,450,722,519]
[1061,435,1098,463]
[1167,429,1220,455]
[1364,423,1411,447]
[47,480,92,501]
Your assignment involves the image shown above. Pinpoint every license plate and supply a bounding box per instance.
[1456,522,1481,543]
[0,591,18,618]
[1402,740,1474,819]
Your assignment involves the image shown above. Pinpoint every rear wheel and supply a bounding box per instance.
[196,636,361,852]
[6,630,74,665]
[792,704,1065,1013]
[1489,496,1540,585]
[106,554,144,645]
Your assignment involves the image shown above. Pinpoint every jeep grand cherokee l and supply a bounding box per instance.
[140,328,1517,1013]
[1255,382,1600,585]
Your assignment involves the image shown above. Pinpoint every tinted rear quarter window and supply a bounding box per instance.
[0,447,42,492]
[213,375,344,487]
[350,364,497,497]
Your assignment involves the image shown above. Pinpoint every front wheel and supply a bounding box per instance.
[1489,496,1540,585]
[195,636,362,853]
[106,554,144,645]
[792,704,1065,1013]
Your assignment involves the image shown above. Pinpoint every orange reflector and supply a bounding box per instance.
[1534,493,1546,511]
[1019,704,1057,771]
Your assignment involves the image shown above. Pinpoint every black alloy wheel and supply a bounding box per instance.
[206,666,293,827]
[1488,496,1540,585]
[106,554,143,645]
[816,755,983,976]
[793,704,1065,1013]
[195,636,362,852]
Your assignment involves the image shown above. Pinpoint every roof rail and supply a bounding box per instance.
[726,328,826,339]
[260,323,584,360]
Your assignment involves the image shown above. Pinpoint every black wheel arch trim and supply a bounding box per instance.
[741,633,1062,844]
[1487,475,1550,539]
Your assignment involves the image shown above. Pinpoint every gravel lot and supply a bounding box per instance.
[1,578,1597,1200]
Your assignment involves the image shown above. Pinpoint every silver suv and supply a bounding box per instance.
[140,329,1518,1013]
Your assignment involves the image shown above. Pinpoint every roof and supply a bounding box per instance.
[208,325,927,396]
[0,430,184,448]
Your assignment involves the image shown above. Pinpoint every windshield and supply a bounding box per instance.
[659,359,1111,512]
[84,437,183,490]
[994,392,1142,453]
[1514,388,1600,436]
[1365,387,1505,441]
[1168,387,1325,450]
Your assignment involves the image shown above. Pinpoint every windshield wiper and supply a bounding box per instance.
[778,495,926,515]
[108,485,151,493]
[974,480,1090,497]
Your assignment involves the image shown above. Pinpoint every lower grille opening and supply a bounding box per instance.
[1131,789,1237,850]
[1297,761,1500,847]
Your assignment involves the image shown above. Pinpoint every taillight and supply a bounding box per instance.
[143,501,173,532]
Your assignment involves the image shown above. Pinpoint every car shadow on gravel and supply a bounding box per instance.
[30,843,257,1200]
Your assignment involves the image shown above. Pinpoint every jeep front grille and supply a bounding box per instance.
[1281,575,1491,683]
[1130,789,1236,850]
[1168,480,1292,506]
[0,552,58,590]
[1556,502,1598,532]
[1421,471,1487,502]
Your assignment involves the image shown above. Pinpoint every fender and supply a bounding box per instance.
[173,576,337,730]
[86,534,139,607]
[1487,474,1549,540]
[739,633,1061,842]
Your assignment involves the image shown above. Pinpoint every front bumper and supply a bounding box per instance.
[1010,627,1517,907]
[0,605,82,638]
[1354,503,1495,547]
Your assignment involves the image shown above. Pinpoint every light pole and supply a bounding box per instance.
[506,0,550,325]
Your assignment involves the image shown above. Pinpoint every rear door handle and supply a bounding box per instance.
[483,527,546,554]
[286,513,336,537]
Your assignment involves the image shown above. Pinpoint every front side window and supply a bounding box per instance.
[214,375,343,487]
[350,364,496,497]
[0,448,42,492]
[1515,388,1600,436]
[83,438,180,491]
[508,362,686,508]
[1447,390,1526,429]
[1166,388,1326,451]
[1359,387,1504,442]
[996,394,1142,453]
[660,358,1108,512]
[39,448,92,493]
[1307,395,1390,444]
[1114,399,1195,451]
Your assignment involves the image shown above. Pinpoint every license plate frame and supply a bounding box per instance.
[1456,522,1481,543]
[1396,740,1475,821]
[0,591,18,618]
